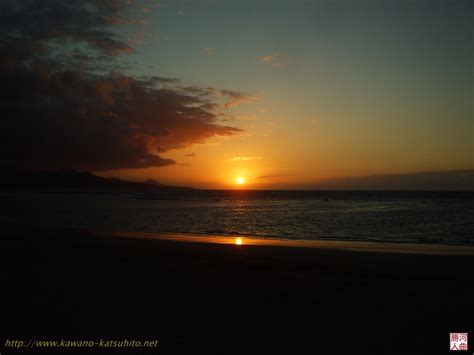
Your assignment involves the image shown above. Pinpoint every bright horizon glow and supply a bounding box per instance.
[235,238,243,245]
[236,177,246,185]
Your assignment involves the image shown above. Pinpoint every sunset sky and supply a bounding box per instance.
[1,0,472,189]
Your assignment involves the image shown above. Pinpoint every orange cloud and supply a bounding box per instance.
[258,52,289,68]
[259,52,280,63]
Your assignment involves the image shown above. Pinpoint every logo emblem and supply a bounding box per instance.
[450,333,468,351]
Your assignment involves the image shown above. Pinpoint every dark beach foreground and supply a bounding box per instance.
[1,224,473,354]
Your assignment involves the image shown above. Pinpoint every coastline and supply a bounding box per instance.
[98,228,474,255]
[2,223,474,354]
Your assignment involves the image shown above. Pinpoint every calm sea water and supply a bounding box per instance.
[1,191,473,245]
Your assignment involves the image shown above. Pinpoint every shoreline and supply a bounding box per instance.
[5,222,474,254]
[96,228,474,255]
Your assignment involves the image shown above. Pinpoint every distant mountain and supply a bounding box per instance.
[312,170,474,191]
[106,177,123,182]
[0,168,194,194]
[144,178,162,186]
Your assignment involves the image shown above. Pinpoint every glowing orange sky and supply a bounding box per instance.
[98,0,473,189]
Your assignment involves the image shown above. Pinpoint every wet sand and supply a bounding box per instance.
[2,224,474,354]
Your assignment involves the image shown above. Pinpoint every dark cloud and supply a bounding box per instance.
[185,153,196,158]
[220,89,258,108]
[0,0,247,171]
[312,170,474,191]
[150,76,180,85]
[0,0,134,57]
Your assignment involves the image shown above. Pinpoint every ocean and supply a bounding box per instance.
[1,190,473,245]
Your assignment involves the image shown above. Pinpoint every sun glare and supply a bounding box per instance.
[236,177,246,185]
[235,237,243,245]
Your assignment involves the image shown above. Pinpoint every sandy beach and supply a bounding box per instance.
[2,224,474,354]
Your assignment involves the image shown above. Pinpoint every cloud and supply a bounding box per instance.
[0,0,135,56]
[228,156,262,162]
[106,16,150,26]
[150,76,181,85]
[221,90,259,108]
[221,114,256,122]
[0,0,247,171]
[312,170,474,191]
[141,3,160,14]
[128,30,168,46]
[258,52,289,68]
[259,52,281,63]
[185,153,196,158]
[203,47,216,55]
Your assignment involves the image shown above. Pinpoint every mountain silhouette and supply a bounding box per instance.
[0,168,193,194]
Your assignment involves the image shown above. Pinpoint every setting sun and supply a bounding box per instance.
[236,177,246,185]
